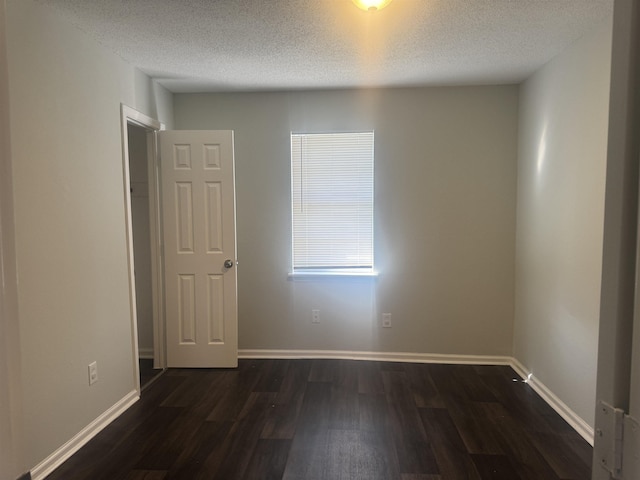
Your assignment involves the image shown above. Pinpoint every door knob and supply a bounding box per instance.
[224,259,234,269]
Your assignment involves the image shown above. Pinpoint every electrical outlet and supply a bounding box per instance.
[312,309,320,324]
[382,313,392,328]
[88,361,98,385]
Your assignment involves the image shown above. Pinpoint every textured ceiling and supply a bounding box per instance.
[37,0,613,93]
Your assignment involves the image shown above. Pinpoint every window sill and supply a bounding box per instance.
[288,270,378,280]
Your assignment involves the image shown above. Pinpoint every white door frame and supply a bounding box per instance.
[592,1,640,479]
[120,104,165,394]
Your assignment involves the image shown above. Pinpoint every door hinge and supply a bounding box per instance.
[595,401,640,479]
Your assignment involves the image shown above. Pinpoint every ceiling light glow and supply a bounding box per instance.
[352,0,393,12]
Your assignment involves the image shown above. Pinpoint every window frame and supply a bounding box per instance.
[289,131,377,279]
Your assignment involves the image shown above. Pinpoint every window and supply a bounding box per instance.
[291,131,375,275]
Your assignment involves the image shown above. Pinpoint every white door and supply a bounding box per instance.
[160,130,237,368]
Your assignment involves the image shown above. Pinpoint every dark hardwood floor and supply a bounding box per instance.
[139,358,163,389]
[47,359,592,480]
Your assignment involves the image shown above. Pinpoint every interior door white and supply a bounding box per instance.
[160,130,237,368]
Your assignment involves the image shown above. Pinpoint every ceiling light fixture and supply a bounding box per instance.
[352,0,393,12]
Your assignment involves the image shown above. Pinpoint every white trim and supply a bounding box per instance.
[122,105,161,131]
[138,348,154,360]
[509,357,531,382]
[30,390,139,480]
[120,105,141,394]
[510,358,594,446]
[288,270,379,280]
[238,348,512,365]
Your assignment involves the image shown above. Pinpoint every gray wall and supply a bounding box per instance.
[0,0,25,477]
[514,18,612,428]
[174,87,518,356]
[5,0,173,469]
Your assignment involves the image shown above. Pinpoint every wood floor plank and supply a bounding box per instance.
[138,359,160,389]
[125,471,167,480]
[213,392,279,479]
[405,364,445,409]
[419,407,482,480]
[243,438,292,480]
[380,361,406,372]
[134,410,205,470]
[163,420,233,480]
[477,371,555,435]
[274,359,312,405]
[383,370,439,474]
[562,433,594,470]
[261,400,303,440]
[427,364,472,400]
[357,361,385,395]
[335,358,360,391]
[388,399,439,475]
[186,370,238,420]
[282,429,401,480]
[452,365,500,403]
[326,429,401,480]
[253,359,290,393]
[46,360,593,480]
[308,359,339,382]
[328,385,360,430]
[261,360,310,439]
[529,432,592,480]
[296,380,332,433]
[478,402,560,480]
[471,454,523,480]
[160,370,221,408]
[358,392,389,432]
[281,430,330,480]
[205,373,255,422]
[93,406,185,480]
[444,397,505,455]
[484,371,575,437]
[400,475,442,480]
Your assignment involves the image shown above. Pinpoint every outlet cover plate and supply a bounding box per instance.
[88,361,98,385]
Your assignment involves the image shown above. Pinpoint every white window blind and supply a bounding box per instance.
[291,132,374,272]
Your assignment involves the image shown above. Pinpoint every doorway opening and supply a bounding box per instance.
[128,123,161,388]
[121,105,165,394]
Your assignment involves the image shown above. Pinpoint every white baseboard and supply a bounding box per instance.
[238,350,512,365]
[510,358,594,446]
[239,348,513,365]
[30,390,139,480]
[138,348,154,360]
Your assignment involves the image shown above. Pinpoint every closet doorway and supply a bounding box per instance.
[128,122,161,388]
[121,105,165,393]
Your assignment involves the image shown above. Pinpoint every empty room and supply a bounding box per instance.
[1,1,639,479]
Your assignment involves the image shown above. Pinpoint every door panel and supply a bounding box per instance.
[160,130,237,368]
